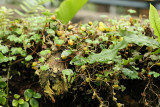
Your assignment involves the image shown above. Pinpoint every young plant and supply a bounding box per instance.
[12,89,41,107]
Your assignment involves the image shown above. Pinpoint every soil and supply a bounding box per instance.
[7,66,153,107]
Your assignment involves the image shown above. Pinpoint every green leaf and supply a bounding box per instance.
[150,55,159,60]
[104,71,114,77]
[151,48,160,54]
[69,35,78,41]
[0,45,9,54]
[11,48,27,57]
[40,50,51,56]
[20,34,27,40]
[62,69,74,82]
[120,85,126,92]
[87,50,117,64]
[15,9,25,16]
[55,0,88,23]
[7,35,22,43]
[0,52,8,63]
[120,30,159,47]
[20,4,28,12]
[0,91,7,97]
[122,68,140,79]
[14,94,20,99]
[85,39,93,44]
[29,98,39,107]
[15,0,50,17]
[33,93,41,99]
[87,40,127,64]
[0,81,6,88]
[70,56,87,66]
[149,4,160,43]
[12,99,19,107]
[8,56,17,61]
[149,71,160,78]
[25,55,33,61]
[18,99,24,104]
[46,29,55,35]
[39,57,45,63]
[122,55,143,65]
[24,89,33,101]
[54,39,64,45]
[92,39,100,45]
[19,101,29,107]
[30,34,41,43]
[61,50,72,57]
[15,28,22,34]
[125,34,159,47]
[0,97,6,105]
[71,40,128,66]
[40,64,49,71]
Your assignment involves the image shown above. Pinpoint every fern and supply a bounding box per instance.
[0,7,13,29]
[16,0,88,24]
[15,0,51,17]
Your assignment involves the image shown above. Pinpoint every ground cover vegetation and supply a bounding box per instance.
[0,1,160,106]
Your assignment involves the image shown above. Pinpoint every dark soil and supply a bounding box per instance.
[8,67,160,107]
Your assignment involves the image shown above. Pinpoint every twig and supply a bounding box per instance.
[86,70,104,106]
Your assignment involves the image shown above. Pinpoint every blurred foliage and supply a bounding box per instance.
[1,0,64,7]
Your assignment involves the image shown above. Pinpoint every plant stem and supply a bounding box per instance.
[86,70,104,106]
[6,62,11,107]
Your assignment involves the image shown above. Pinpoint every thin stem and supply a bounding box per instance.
[86,70,104,106]
[6,62,11,107]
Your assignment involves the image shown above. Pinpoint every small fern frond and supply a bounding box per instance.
[15,0,51,17]
[0,6,14,29]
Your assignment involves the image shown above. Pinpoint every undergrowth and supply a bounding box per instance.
[0,3,160,107]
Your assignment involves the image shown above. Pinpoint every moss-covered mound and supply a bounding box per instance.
[0,7,160,107]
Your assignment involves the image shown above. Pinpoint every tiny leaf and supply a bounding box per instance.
[0,53,8,63]
[12,99,19,107]
[24,89,33,101]
[25,55,33,61]
[54,39,64,45]
[61,50,72,57]
[18,99,24,104]
[19,101,29,107]
[149,71,160,78]
[40,50,51,56]
[122,68,140,79]
[33,93,41,99]
[0,97,6,105]
[14,94,20,99]
[40,64,49,71]
[29,98,39,107]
